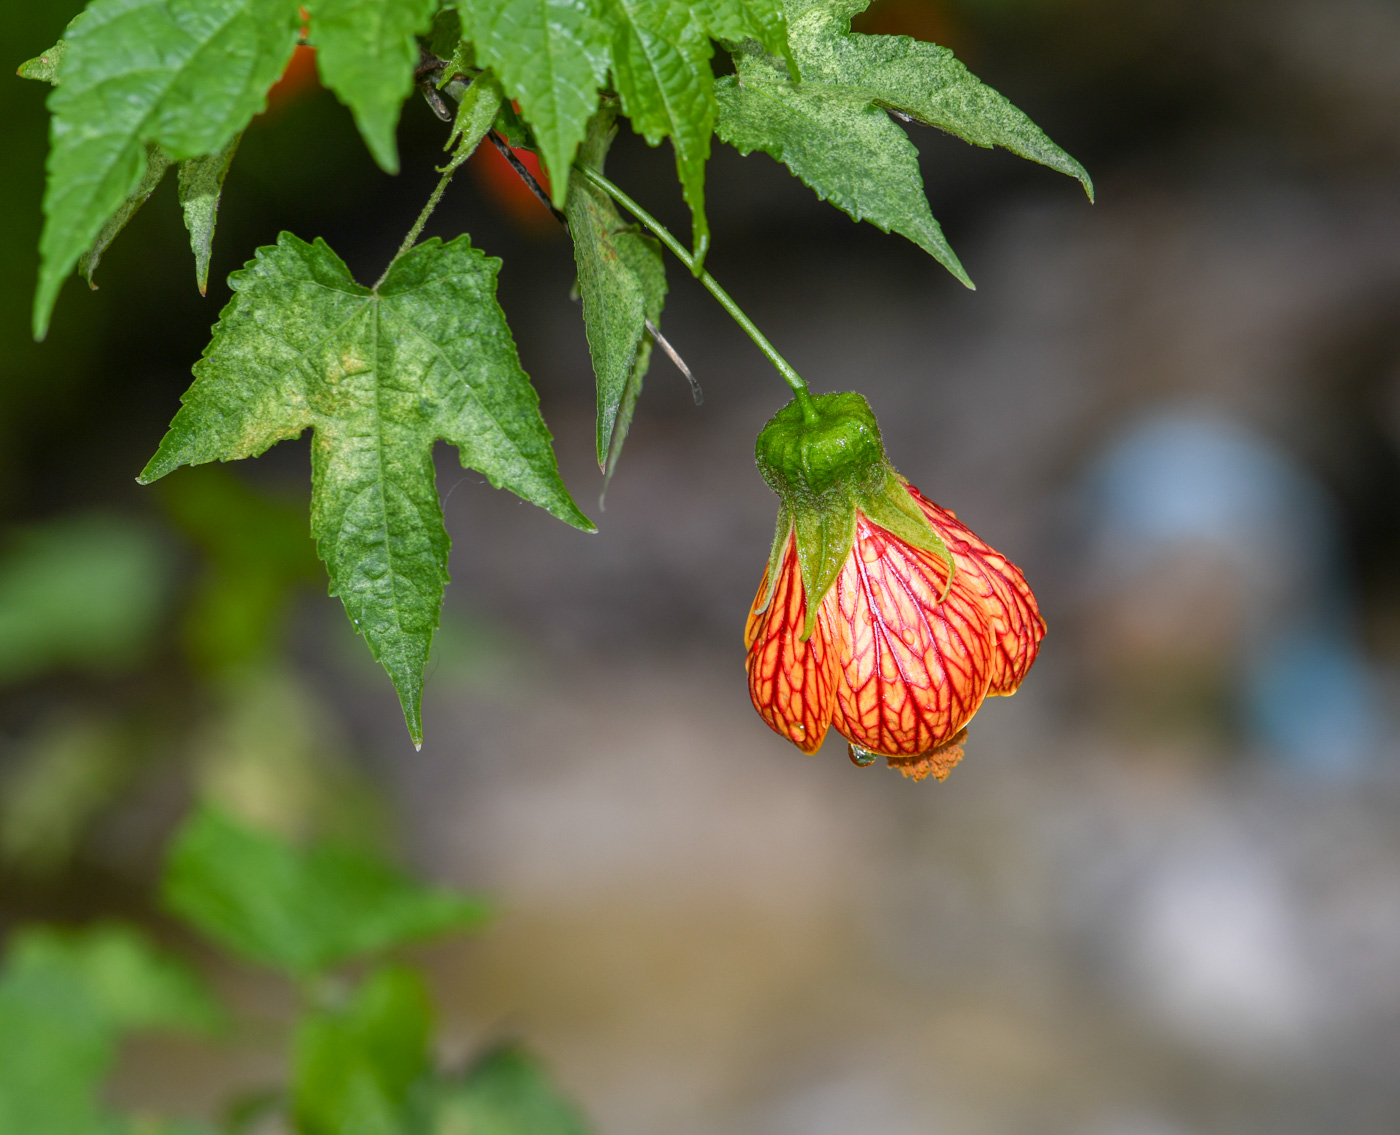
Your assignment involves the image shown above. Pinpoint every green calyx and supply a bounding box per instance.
[754,392,954,640]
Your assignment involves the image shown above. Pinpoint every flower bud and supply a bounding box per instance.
[745,393,1045,778]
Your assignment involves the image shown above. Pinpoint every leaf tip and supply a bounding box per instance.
[136,455,169,485]
[32,284,57,342]
[690,232,710,278]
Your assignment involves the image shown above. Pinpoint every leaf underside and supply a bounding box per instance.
[138,233,593,743]
[178,133,242,295]
[305,0,438,174]
[34,0,301,339]
[567,113,667,474]
[715,0,1093,284]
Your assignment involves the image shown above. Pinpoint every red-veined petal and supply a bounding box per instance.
[829,515,995,756]
[908,485,1046,695]
[745,534,837,754]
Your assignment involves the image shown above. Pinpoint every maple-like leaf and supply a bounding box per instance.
[716,47,969,283]
[716,0,1092,285]
[139,234,594,745]
[785,0,1093,195]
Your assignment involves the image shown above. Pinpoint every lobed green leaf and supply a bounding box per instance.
[138,233,593,742]
[716,49,970,284]
[715,0,1093,284]
[785,0,1093,197]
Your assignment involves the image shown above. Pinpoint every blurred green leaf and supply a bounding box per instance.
[435,1045,594,1135]
[566,109,666,475]
[0,513,172,684]
[193,665,385,851]
[5,924,224,1035]
[158,465,319,674]
[0,715,135,875]
[294,966,432,1135]
[426,6,466,62]
[0,970,111,1134]
[304,0,437,174]
[138,233,593,744]
[0,924,222,1135]
[34,0,302,338]
[163,807,489,976]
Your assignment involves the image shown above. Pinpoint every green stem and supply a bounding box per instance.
[576,165,818,420]
[374,165,458,290]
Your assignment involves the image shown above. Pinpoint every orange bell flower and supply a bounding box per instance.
[745,393,1045,780]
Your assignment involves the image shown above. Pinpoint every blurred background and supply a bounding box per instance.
[5,0,1400,1131]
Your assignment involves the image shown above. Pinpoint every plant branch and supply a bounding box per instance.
[486,132,566,223]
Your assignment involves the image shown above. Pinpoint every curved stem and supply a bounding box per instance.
[374,164,458,290]
[576,165,818,420]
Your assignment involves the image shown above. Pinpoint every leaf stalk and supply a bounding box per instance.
[374,141,475,289]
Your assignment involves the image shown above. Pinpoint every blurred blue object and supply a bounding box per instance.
[1081,411,1382,775]
[1242,622,1378,777]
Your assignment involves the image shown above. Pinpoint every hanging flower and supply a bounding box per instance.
[745,392,1045,780]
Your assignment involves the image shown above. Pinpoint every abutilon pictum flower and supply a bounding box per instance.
[745,392,1045,781]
